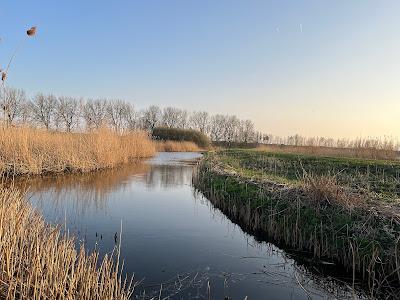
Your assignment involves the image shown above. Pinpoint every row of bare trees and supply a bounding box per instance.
[266,134,399,150]
[0,87,264,143]
[4,87,393,149]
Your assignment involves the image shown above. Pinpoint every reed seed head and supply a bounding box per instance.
[1,72,6,82]
[27,26,37,37]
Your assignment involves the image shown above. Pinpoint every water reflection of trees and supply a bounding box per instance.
[140,165,193,189]
[11,163,195,218]
[12,163,150,218]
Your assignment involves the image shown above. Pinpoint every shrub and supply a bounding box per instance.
[152,127,210,148]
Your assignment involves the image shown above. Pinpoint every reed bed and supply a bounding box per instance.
[194,150,400,298]
[0,185,133,299]
[0,126,155,176]
[155,140,201,152]
[258,144,399,160]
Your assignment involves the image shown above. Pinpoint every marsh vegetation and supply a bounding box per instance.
[194,149,400,298]
[155,140,201,152]
[10,152,360,299]
[0,126,155,176]
[0,186,133,299]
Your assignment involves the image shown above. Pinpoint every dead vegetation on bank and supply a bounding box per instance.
[0,126,155,176]
[0,186,133,299]
[194,151,400,298]
[155,140,201,152]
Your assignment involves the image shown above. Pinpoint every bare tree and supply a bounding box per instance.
[224,115,240,142]
[31,93,57,129]
[176,109,188,129]
[0,87,26,126]
[123,103,140,131]
[82,99,107,130]
[106,99,128,132]
[238,119,256,143]
[142,105,161,130]
[189,111,209,133]
[19,100,31,124]
[56,96,80,132]
[210,114,226,141]
[162,107,181,128]
[209,114,243,143]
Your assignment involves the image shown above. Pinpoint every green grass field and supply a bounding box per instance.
[215,149,400,199]
[194,149,400,297]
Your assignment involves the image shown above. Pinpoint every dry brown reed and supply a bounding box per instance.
[0,185,133,299]
[257,144,399,160]
[301,173,365,211]
[156,140,201,152]
[0,126,155,176]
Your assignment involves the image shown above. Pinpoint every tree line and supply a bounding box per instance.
[2,87,396,150]
[0,87,267,143]
[266,134,398,150]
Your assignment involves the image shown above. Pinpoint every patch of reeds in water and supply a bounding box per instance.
[0,185,133,299]
[156,140,201,152]
[0,126,155,176]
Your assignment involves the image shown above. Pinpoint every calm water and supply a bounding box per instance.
[17,152,359,299]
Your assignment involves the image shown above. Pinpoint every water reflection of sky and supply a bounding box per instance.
[14,153,361,299]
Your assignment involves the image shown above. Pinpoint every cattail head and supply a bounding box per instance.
[27,26,37,37]
[1,72,6,82]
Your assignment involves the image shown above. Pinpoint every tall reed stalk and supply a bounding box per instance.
[0,185,133,299]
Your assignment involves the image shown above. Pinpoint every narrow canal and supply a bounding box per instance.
[16,152,359,299]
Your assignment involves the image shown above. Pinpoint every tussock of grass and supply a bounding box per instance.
[0,126,155,176]
[0,186,133,299]
[156,140,201,152]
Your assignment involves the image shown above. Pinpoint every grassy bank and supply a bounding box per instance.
[257,144,399,160]
[194,149,400,297]
[218,149,400,198]
[0,126,155,176]
[0,185,133,299]
[156,140,201,152]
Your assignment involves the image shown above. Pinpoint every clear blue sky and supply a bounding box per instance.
[1,1,399,138]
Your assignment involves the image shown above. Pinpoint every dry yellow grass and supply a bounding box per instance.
[0,185,133,299]
[156,140,201,152]
[0,126,156,176]
[257,144,399,160]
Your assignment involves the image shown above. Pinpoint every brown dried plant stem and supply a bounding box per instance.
[0,185,133,299]
[155,140,201,152]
